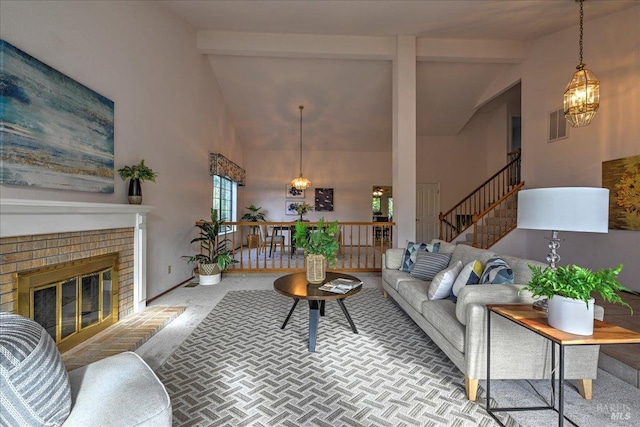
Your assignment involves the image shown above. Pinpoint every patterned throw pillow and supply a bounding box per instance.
[410,252,452,281]
[0,313,72,427]
[400,241,440,272]
[428,261,463,300]
[480,256,514,284]
[450,260,484,302]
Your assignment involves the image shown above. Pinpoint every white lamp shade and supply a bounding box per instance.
[517,187,609,233]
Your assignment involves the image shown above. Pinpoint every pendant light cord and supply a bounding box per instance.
[299,105,303,176]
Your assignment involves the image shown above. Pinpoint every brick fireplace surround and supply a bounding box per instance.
[0,199,152,317]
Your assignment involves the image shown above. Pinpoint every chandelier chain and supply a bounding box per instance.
[578,0,584,66]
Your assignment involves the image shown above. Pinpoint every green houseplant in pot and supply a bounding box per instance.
[117,159,157,204]
[293,217,340,284]
[522,264,633,335]
[183,209,237,285]
[241,204,266,249]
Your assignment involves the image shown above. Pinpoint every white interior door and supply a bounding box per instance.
[416,183,440,243]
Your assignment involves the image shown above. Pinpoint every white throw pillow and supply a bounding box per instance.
[452,260,484,298]
[428,261,463,300]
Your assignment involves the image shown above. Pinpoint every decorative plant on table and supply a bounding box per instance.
[241,204,266,248]
[522,264,633,335]
[117,159,157,204]
[183,208,237,285]
[293,217,340,284]
[289,201,314,221]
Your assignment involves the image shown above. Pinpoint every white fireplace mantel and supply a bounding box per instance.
[0,199,154,312]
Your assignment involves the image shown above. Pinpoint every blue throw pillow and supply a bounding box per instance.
[480,256,514,284]
[400,241,440,272]
[450,260,484,302]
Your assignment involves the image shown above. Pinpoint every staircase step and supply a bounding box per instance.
[484,216,517,226]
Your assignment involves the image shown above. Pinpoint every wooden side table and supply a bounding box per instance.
[486,304,640,426]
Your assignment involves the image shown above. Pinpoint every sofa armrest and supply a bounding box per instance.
[63,352,172,427]
[383,248,405,270]
[455,284,534,325]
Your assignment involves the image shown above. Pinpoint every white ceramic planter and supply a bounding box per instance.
[199,273,221,286]
[547,295,595,335]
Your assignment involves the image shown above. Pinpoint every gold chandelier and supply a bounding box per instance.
[563,0,599,128]
[290,105,311,190]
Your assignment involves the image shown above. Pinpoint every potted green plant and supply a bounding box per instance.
[183,209,237,285]
[241,204,266,249]
[290,201,314,221]
[117,159,157,204]
[293,217,340,284]
[522,264,633,335]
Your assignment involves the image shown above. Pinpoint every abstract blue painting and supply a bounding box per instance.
[0,40,114,193]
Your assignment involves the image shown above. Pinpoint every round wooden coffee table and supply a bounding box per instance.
[274,271,362,352]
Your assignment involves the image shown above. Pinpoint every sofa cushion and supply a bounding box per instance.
[430,239,456,254]
[0,313,72,427]
[450,244,496,267]
[480,256,514,284]
[382,268,415,291]
[421,300,465,353]
[500,254,548,284]
[398,280,431,313]
[384,248,405,270]
[451,260,484,301]
[428,260,463,300]
[410,252,452,281]
[400,241,440,272]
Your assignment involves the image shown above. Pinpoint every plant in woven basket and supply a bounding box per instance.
[293,217,340,268]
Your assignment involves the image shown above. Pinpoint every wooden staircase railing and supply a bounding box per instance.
[439,150,522,248]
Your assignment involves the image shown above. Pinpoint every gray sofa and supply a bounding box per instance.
[382,239,603,401]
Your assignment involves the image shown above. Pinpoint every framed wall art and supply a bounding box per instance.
[286,184,304,198]
[602,154,640,230]
[315,188,334,211]
[285,201,299,216]
[0,40,115,193]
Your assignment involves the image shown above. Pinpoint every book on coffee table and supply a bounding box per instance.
[318,278,362,294]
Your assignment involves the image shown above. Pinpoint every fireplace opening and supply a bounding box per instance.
[16,253,119,353]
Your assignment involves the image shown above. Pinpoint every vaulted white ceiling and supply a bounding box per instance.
[160,1,637,152]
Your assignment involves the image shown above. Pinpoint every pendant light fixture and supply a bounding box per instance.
[563,0,599,128]
[290,105,311,190]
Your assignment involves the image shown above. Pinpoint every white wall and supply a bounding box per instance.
[416,103,514,211]
[241,149,391,224]
[0,1,242,299]
[520,6,640,291]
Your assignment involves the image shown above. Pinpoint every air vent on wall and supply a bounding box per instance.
[548,108,569,142]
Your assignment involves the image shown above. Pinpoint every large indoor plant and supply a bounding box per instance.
[293,217,340,284]
[241,204,266,249]
[117,159,157,204]
[522,264,633,335]
[183,209,237,285]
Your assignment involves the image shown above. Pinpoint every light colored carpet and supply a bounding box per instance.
[155,288,512,426]
[137,275,640,426]
[484,372,640,426]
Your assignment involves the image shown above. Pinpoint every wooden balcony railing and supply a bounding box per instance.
[204,221,395,273]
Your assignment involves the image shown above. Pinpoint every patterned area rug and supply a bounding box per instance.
[157,289,513,426]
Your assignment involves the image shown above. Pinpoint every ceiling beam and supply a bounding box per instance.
[416,38,529,63]
[197,31,395,60]
[197,31,529,63]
